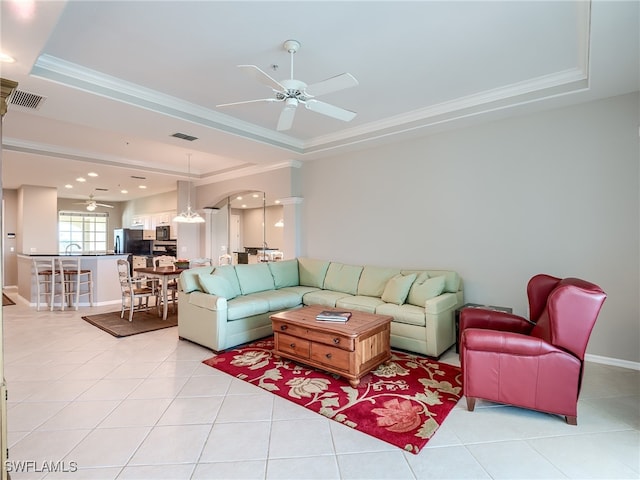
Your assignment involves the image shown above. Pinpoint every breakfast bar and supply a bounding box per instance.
[17,253,129,308]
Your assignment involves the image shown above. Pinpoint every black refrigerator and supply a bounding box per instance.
[114,228,153,256]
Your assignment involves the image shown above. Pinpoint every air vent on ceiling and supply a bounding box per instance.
[9,89,47,110]
[171,132,198,142]
[95,188,108,191]
[130,175,146,180]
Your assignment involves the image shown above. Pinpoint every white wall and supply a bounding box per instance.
[302,92,639,364]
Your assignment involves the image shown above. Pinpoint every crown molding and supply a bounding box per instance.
[31,54,305,153]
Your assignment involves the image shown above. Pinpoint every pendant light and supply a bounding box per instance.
[173,153,205,223]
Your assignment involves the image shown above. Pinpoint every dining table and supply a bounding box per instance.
[134,266,187,320]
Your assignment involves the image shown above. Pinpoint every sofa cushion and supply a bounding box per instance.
[226,295,270,320]
[336,295,385,314]
[212,265,242,298]
[323,263,363,295]
[268,259,299,289]
[251,290,302,311]
[179,266,214,293]
[381,273,417,305]
[303,290,354,308]
[376,303,426,327]
[279,285,320,297]
[357,266,401,297]
[298,258,330,288]
[198,273,238,300]
[407,275,446,307]
[235,263,276,295]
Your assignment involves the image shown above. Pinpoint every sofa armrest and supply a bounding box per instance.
[462,328,559,356]
[459,308,534,335]
[188,291,227,311]
[424,292,459,314]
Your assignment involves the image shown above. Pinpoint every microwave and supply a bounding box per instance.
[156,225,172,241]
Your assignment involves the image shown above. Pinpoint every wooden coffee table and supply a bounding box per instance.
[270,305,392,387]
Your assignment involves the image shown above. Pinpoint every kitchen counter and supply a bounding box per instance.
[17,253,129,307]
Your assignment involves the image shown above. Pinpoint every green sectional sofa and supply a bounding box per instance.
[177,257,464,358]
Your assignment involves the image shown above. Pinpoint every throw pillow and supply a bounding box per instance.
[211,265,242,298]
[407,275,446,307]
[381,273,417,305]
[198,273,237,300]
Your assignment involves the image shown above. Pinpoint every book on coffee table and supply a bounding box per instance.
[315,310,352,322]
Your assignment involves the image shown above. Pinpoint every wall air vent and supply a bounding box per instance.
[9,89,47,110]
[171,132,198,142]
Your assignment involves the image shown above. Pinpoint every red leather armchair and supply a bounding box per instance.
[459,274,606,425]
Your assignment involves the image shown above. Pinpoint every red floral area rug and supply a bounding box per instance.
[203,337,462,454]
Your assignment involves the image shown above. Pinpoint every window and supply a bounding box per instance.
[58,211,109,253]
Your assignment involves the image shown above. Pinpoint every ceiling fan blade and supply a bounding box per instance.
[217,98,279,108]
[277,106,297,131]
[304,99,357,122]
[305,73,358,97]
[95,203,114,208]
[238,65,285,92]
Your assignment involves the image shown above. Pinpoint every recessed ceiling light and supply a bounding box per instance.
[252,194,259,198]
[88,172,98,177]
[236,196,243,200]
[64,184,73,189]
[241,204,247,208]
[139,185,147,189]
[120,189,128,194]
[76,177,86,182]
[0,52,15,63]
[275,199,281,204]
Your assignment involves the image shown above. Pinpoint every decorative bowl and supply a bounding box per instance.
[174,261,190,269]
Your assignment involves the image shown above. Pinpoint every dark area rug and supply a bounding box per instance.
[204,336,462,454]
[82,309,177,337]
[2,294,15,306]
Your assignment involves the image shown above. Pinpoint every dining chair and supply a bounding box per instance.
[117,259,159,321]
[153,255,178,312]
[189,258,212,267]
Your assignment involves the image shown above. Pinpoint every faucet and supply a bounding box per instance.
[65,243,82,254]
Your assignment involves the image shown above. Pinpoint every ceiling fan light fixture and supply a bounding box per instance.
[86,203,96,211]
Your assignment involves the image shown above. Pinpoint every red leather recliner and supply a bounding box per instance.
[459,274,606,425]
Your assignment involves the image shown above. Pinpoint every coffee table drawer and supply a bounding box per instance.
[276,333,310,359]
[310,343,350,372]
[273,319,354,351]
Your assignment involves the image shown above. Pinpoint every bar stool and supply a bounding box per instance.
[58,257,94,310]
[32,258,58,311]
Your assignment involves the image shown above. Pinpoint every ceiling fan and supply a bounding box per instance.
[217,39,359,131]
[74,194,114,211]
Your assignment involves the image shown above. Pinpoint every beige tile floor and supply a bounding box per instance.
[2,293,639,479]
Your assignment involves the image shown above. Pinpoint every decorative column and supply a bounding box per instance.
[278,197,303,259]
[1,77,18,480]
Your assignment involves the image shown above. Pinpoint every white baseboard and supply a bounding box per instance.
[585,353,640,371]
